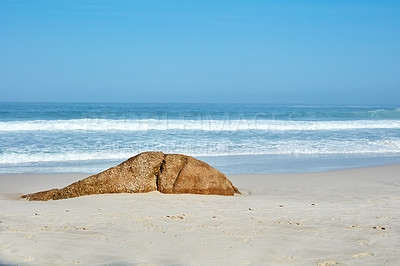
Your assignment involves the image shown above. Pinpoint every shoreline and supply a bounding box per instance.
[2,152,400,175]
[1,164,399,265]
[1,163,400,198]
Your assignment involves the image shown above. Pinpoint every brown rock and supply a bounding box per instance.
[21,151,240,201]
[157,154,187,194]
[159,154,239,196]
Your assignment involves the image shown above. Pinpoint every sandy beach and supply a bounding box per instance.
[0,164,399,265]
[2,0,400,264]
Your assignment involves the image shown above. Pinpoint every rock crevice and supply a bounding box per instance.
[21,151,240,201]
[155,158,166,190]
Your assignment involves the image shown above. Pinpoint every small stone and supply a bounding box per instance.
[373,226,387,230]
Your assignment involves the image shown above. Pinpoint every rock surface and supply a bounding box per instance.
[21,151,240,201]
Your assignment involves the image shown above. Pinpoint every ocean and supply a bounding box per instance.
[1,102,400,174]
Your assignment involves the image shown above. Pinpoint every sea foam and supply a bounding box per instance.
[1,119,400,132]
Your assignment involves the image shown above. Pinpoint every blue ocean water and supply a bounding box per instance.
[1,102,400,174]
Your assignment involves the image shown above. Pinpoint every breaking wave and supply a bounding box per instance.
[1,139,399,165]
[1,119,400,132]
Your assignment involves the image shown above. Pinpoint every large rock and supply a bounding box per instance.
[21,152,240,201]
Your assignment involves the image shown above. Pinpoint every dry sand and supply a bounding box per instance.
[0,165,399,265]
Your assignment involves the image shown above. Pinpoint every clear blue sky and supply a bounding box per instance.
[0,0,399,104]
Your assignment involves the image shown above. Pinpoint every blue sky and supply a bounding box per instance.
[0,0,399,104]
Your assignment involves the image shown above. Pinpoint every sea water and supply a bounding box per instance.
[1,102,400,174]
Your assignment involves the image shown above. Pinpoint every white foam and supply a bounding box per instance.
[1,119,400,132]
[1,139,399,165]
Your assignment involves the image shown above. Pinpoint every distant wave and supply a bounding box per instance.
[1,119,400,132]
[289,107,400,119]
[364,108,400,118]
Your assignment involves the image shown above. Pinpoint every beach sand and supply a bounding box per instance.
[0,165,399,265]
